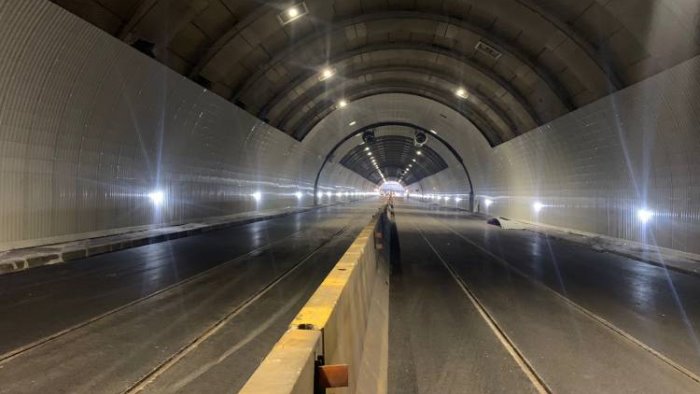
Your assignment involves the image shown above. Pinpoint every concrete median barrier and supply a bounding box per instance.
[241,206,392,394]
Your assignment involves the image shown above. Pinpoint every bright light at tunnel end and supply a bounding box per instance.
[637,208,654,224]
[147,190,165,206]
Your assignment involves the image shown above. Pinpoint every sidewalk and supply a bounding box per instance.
[0,203,345,275]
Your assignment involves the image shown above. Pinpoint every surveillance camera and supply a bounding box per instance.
[362,130,376,144]
[414,130,427,147]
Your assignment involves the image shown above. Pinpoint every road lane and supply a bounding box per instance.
[390,201,700,393]
[0,201,377,357]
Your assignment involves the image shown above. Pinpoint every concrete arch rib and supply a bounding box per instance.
[293,86,506,146]
[230,11,579,112]
[259,47,543,133]
[313,122,475,211]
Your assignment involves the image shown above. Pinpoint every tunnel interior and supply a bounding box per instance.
[339,135,447,186]
[1,1,700,392]
[0,0,696,253]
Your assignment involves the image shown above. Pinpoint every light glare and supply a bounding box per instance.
[320,67,335,80]
[637,208,654,223]
[148,190,165,206]
[484,198,493,208]
[533,202,544,213]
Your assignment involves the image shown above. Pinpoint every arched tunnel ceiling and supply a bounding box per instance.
[53,0,700,146]
[339,135,448,185]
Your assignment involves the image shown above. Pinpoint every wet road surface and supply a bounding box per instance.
[0,200,380,393]
[389,200,700,393]
[3,197,700,393]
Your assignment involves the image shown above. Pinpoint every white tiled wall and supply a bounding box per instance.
[418,56,700,254]
[0,1,372,249]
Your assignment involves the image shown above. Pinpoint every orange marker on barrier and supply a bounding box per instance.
[317,364,349,389]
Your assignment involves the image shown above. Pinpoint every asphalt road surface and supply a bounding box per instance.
[3,197,700,393]
[389,200,700,393]
[0,200,380,393]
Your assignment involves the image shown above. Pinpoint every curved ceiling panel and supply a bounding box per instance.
[303,93,500,191]
[53,0,700,146]
[339,135,448,185]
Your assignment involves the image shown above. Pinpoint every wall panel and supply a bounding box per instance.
[0,0,372,249]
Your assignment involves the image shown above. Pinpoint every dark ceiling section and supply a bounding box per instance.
[52,1,700,145]
[339,136,447,185]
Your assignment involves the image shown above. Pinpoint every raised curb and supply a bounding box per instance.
[0,201,359,276]
[420,199,700,278]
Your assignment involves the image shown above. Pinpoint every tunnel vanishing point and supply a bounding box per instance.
[1,1,700,393]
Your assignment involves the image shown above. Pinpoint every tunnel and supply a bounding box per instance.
[0,0,699,393]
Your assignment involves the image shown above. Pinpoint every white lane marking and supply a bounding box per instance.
[125,224,354,393]
[0,217,340,366]
[413,223,550,394]
[431,215,700,385]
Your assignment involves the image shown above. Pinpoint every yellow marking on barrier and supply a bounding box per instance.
[239,329,321,394]
[242,209,386,394]
[290,223,377,330]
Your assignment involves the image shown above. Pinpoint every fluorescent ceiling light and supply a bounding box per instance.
[455,87,468,99]
[278,2,308,25]
[319,67,335,81]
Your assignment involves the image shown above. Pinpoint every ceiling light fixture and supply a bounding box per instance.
[338,99,348,108]
[319,67,335,81]
[349,121,357,126]
[455,87,468,99]
[278,2,308,25]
